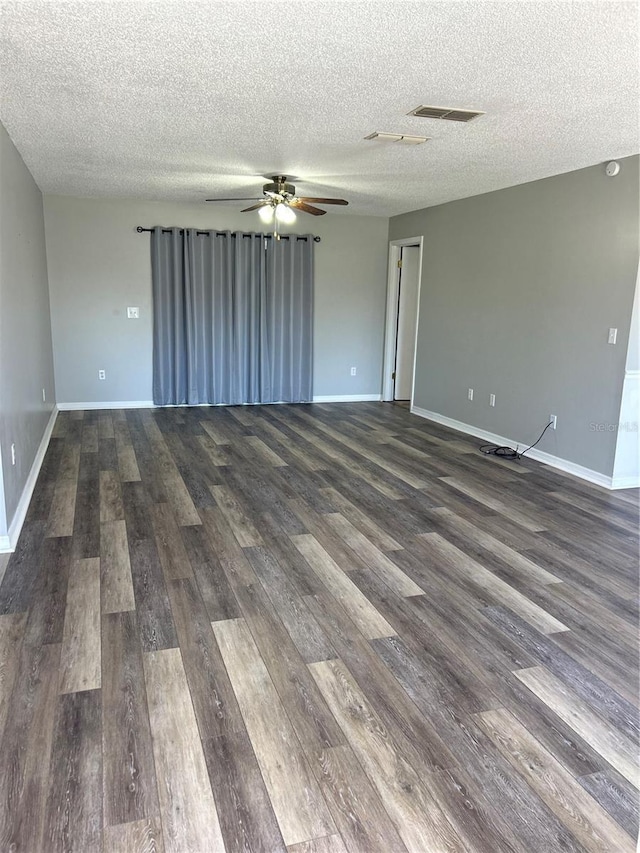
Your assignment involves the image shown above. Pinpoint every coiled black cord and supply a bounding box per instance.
[480,420,554,460]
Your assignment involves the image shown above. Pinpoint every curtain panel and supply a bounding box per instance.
[151,228,314,406]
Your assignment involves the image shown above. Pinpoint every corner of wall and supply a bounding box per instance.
[0,406,58,553]
[611,263,640,488]
[0,120,58,549]
[0,446,8,548]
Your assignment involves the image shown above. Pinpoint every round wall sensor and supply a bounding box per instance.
[605,161,620,177]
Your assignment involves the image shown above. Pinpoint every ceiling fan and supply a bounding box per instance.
[206,175,348,225]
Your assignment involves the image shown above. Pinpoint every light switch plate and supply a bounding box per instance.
[127,306,140,319]
[608,327,617,345]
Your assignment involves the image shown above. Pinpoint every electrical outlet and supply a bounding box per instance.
[10,443,16,466]
[467,388,473,401]
[489,393,496,407]
[350,366,357,376]
[98,369,106,380]
[550,414,557,430]
[127,307,140,319]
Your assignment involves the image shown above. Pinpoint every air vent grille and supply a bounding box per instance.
[409,105,484,122]
[364,132,429,145]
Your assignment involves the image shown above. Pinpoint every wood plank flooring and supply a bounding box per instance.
[0,402,637,852]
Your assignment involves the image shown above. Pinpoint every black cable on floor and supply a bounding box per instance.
[480,420,555,460]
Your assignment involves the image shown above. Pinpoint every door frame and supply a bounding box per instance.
[381,236,424,403]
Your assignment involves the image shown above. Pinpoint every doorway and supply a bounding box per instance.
[382,237,423,404]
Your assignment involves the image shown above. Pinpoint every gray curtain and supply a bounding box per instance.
[151,228,314,405]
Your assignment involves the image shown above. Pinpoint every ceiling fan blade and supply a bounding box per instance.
[241,201,270,212]
[297,197,349,205]
[290,201,326,216]
[205,197,263,202]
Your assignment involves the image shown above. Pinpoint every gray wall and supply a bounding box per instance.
[0,122,56,535]
[43,197,389,404]
[389,156,640,477]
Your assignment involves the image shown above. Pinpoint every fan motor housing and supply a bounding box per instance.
[264,176,295,197]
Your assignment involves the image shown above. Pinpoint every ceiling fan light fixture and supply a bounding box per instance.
[205,176,346,216]
[275,203,296,224]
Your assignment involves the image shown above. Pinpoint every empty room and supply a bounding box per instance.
[0,1,638,851]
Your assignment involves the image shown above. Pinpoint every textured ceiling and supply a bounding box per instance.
[0,1,638,216]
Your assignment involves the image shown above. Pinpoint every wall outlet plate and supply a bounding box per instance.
[127,306,140,319]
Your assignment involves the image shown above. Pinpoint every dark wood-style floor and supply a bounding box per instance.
[0,402,638,852]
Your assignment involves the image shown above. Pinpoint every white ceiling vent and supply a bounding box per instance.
[364,132,429,144]
[408,105,484,122]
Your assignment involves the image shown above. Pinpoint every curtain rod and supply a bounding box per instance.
[136,226,320,242]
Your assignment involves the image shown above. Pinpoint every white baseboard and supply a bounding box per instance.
[1,406,58,554]
[58,400,155,411]
[523,446,615,489]
[58,397,384,409]
[312,394,382,403]
[410,405,623,490]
